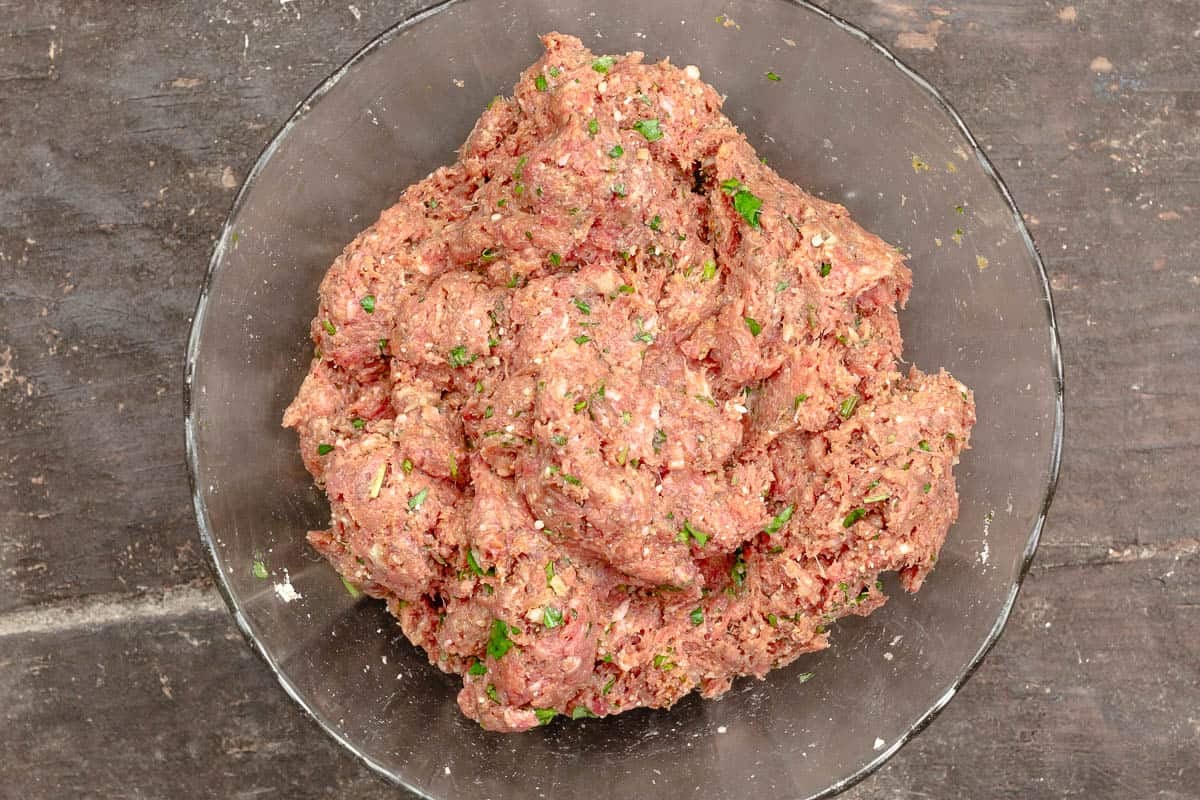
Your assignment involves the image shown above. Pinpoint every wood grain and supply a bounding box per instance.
[0,0,1196,798]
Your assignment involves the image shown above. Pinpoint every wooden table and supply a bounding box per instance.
[2,2,1196,797]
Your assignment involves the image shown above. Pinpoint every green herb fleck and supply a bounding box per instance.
[317,443,334,456]
[322,319,337,336]
[480,247,499,262]
[677,520,710,547]
[466,549,487,577]
[352,417,366,430]
[483,406,494,420]
[360,294,376,313]
[652,653,675,671]
[918,439,931,451]
[766,71,782,82]
[797,672,814,684]
[701,259,718,281]
[592,55,615,74]
[487,619,515,660]
[252,559,268,579]
[401,458,414,474]
[448,345,477,368]
[839,395,859,418]
[571,706,596,720]
[611,182,626,197]
[573,297,591,315]
[617,284,635,295]
[842,507,868,528]
[765,504,795,535]
[549,251,562,267]
[652,428,667,453]
[574,334,592,345]
[534,74,548,92]
[408,487,430,512]
[744,317,763,336]
[864,491,890,503]
[923,482,932,494]
[551,434,567,446]
[449,454,458,480]
[819,261,832,277]
[793,394,809,410]
[341,576,362,598]
[730,552,748,587]
[608,143,624,158]
[587,118,599,136]
[542,606,564,629]
[561,473,582,487]
[468,660,487,676]
[633,119,664,142]
[648,214,662,231]
[690,607,704,626]
[485,684,499,703]
[602,677,616,694]
[512,156,527,180]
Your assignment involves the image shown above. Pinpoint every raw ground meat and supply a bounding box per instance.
[283,33,975,732]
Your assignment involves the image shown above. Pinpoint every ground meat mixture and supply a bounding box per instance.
[283,33,976,733]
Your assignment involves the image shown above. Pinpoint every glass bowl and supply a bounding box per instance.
[185,1,1063,797]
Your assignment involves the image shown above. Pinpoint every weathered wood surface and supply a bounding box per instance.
[0,1,1196,797]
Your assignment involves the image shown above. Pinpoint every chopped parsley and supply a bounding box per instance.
[512,156,527,180]
[764,504,795,535]
[608,143,624,158]
[648,214,662,231]
[573,398,588,413]
[633,118,664,142]
[842,507,868,528]
[360,294,376,313]
[561,473,583,487]
[797,672,814,684]
[793,393,809,409]
[676,520,710,547]
[618,283,635,294]
[652,428,667,453]
[573,297,591,315]
[587,118,599,136]
[448,345,477,368]
[766,70,782,82]
[542,606,564,628]
[744,317,763,337]
[378,338,388,355]
[602,677,616,694]
[466,549,488,577]
[407,487,430,512]
[449,454,458,479]
[317,443,334,456]
[341,576,362,599]
[720,178,763,228]
[839,395,859,418]
[652,653,675,671]
[322,319,337,336]
[701,259,718,281]
[574,334,591,345]
[730,551,748,587]
[592,55,615,73]
[401,458,414,474]
[251,559,268,579]
[549,251,562,267]
[819,261,832,277]
[480,247,499,262]
[534,74,548,92]
[864,490,891,503]
[485,684,500,703]
[551,434,567,446]
[352,417,366,430]
[570,706,596,720]
[917,439,932,451]
[535,708,557,725]
[923,482,932,494]
[467,660,487,676]
[486,619,515,660]
[690,607,704,626]
[611,182,627,197]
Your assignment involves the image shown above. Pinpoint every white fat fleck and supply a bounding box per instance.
[874,738,885,750]
[504,424,514,433]
[491,213,502,221]
[624,95,634,105]
[597,80,607,93]
[811,234,825,247]
[684,65,700,80]
[734,404,749,414]
[979,540,990,565]
[895,415,905,423]
[898,542,911,555]
[717,726,728,734]
[382,655,388,664]
[534,519,545,530]
[444,766,451,776]
[655,484,663,493]
[659,96,675,116]
[557,153,571,167]
[883,651,894,661]
[274,578,301,603]
[613,109,624,122]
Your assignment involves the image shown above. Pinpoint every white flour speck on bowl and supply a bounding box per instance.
[274,573,301,603]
